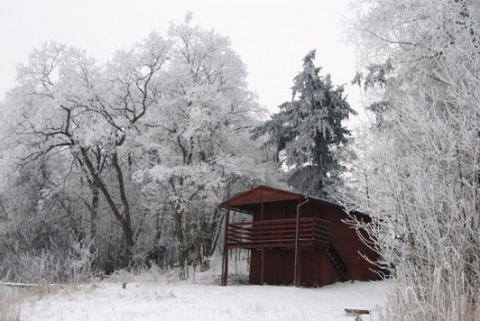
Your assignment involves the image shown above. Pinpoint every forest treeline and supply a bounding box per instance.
[0,20,284,281]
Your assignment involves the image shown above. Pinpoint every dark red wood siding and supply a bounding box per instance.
[221,186,380,287]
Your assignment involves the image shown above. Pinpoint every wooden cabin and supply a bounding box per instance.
[219,185,380,287]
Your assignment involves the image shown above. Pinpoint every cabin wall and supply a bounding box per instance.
[246,200,380,283]
[251,201,298,221]
[249,248,342,287]
[301,203,379,281]
[324,210,379,281]
[249,249,295,285]
[249,201,335,221]
[299,250,340,287]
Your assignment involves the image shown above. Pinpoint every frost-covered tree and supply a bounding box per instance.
[0,17,282,281]
[136,20,281,278]
[348,0,480,320]
[252,50,355,199]
[6,34,170,267]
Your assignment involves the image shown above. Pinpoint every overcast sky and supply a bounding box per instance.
[0,0,366,122]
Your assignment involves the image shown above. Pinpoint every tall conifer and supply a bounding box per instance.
[253,50,356,198]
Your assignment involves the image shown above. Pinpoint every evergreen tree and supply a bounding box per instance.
[252,50,356,199]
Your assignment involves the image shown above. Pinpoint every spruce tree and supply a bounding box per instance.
[252,50,355,199]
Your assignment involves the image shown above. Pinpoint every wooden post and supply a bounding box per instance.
[345,308,370,321]
[294,197,309,287]
[221,210,230,286]
[260,200,265,285]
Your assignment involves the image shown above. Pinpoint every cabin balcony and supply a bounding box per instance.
[226,217,330,250]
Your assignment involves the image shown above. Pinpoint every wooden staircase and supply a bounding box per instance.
[326,241,349,281]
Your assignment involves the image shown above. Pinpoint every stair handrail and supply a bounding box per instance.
[328,232,352,277]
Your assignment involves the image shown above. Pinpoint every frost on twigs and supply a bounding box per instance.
[347,0,480,320]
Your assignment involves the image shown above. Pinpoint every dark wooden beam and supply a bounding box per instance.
[260,199,265,285]
[221,210,230,286]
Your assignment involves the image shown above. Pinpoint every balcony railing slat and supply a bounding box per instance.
[227,217,330,249]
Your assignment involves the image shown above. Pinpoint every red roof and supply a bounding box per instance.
[219,185,304,210]
[220,185,370,218]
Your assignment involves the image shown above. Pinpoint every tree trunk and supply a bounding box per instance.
[90,184,99,243]
[89,183,99,268]
[111,151,135,267]
[120,218,135,266]
[173,207,186,279]
[80,146,135,268]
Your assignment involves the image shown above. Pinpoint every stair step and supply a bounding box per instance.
[326,243,348,280]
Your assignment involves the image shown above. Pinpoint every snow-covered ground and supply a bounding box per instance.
[14,276,389,321]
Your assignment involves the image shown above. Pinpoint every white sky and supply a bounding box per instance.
[0,0,367,122]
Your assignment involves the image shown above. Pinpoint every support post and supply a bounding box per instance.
[260,200,265,285]
[294,197,309,287]
[221,210,230,286]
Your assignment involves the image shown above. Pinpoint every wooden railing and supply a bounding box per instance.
[227,217,330,249]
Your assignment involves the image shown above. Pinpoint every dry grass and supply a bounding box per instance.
[382,290,479,321]
[0,284,61,321]
[0,286,22,321]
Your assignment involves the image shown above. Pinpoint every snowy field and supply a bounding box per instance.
[5,276,388,321]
